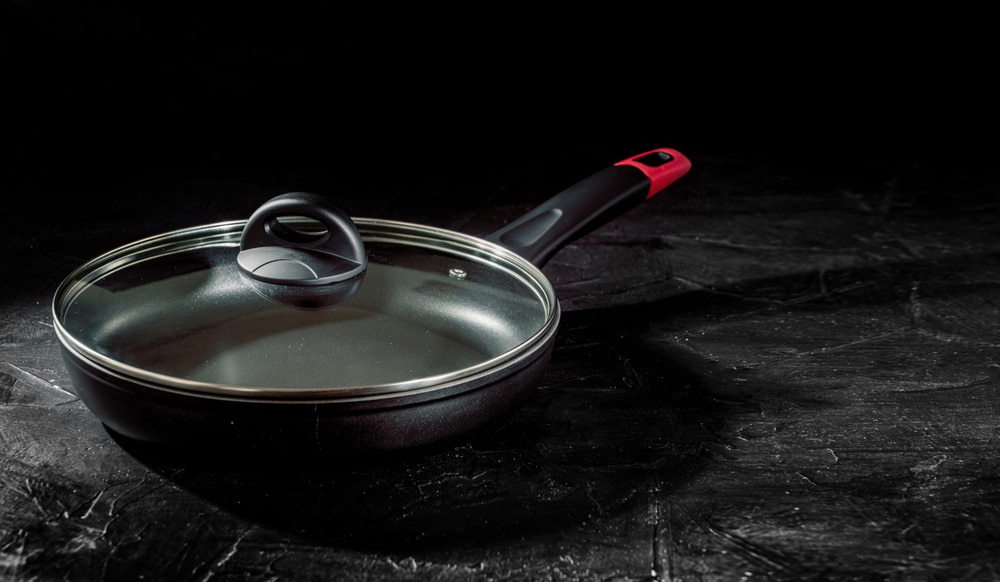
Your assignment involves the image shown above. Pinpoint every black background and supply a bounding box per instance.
[6,3,998,218]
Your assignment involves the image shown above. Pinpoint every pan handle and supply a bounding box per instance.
[483,147,691,267]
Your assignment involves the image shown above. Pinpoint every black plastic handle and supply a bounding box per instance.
[483,148,691,267]
[238,192,367,286]
[237,192,367,308]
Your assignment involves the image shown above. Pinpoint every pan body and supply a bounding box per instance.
[58,321,556,455]
[53,218,560,454]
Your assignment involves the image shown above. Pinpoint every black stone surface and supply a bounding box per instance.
[4,4,1000,580]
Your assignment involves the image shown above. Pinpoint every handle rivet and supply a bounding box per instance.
[449,268,467,280]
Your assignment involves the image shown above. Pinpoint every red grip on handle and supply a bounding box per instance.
[614,147,692,200]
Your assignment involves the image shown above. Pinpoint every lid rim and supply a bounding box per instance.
[56,307,560,404]
[53,217,559,399]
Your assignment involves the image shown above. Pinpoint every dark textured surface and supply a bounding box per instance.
[5,4,1000,581]
[6,152,1000,581]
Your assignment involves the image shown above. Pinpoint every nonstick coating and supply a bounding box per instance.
[58,310,558,454]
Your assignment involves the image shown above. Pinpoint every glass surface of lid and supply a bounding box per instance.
[55,220,555,395]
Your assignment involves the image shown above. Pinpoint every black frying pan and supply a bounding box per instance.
[52,148,691,455]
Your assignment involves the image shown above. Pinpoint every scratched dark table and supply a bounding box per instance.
[4,5,1000,581]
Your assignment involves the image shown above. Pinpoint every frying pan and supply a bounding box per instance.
[52,148,691,455]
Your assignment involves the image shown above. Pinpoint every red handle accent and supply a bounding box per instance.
[614,147,692,200]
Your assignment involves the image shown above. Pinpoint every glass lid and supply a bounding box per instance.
[53,217,557,397]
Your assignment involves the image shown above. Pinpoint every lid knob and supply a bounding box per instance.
[237,192,367,308]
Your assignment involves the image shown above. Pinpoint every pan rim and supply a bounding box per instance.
[57,306,560,405]
[52,217,560,400]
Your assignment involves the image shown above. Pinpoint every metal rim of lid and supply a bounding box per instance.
[52,217,559,401]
